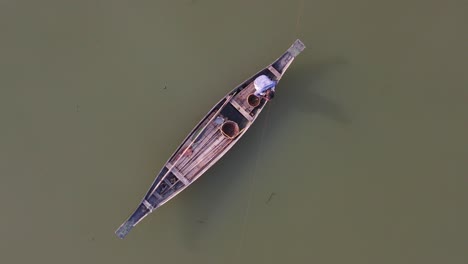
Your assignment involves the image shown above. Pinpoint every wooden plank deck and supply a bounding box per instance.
[155,84,262,193]
[179,122,220,171]
[185,134,229,179]
[231,82,258,115]
[166,162,190,185]
[268,66,281,78]
[230,100,254,121]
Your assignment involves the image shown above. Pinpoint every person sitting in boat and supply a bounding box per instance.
[254,75,276,99]
[264,89,275,101]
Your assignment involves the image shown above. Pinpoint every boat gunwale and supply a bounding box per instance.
[115,39,305,239]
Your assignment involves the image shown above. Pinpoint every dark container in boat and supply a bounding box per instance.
[221,121,240,139]
[247,94,260,107]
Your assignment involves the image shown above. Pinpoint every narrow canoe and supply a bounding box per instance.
[116,39,305,238]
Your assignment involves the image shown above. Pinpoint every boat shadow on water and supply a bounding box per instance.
[275,57,350,124]
[174,57,351,248]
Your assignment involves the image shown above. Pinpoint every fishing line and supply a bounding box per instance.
[233,103,272,262]
[294,0,305,38]
[234,1,304,261]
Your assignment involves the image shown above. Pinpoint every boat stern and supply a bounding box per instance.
[115,203,150,239]
[115,220,135,239]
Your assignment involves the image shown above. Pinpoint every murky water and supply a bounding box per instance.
[1,1,467,263]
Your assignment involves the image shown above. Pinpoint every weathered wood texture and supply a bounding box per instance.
[115,40,305,239]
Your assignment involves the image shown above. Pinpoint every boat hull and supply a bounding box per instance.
[116,39,305,238]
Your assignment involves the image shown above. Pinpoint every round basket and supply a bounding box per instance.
[247,94,260,107]
[220,121,240,139]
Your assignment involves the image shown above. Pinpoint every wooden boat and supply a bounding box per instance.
[116,39,305,238]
